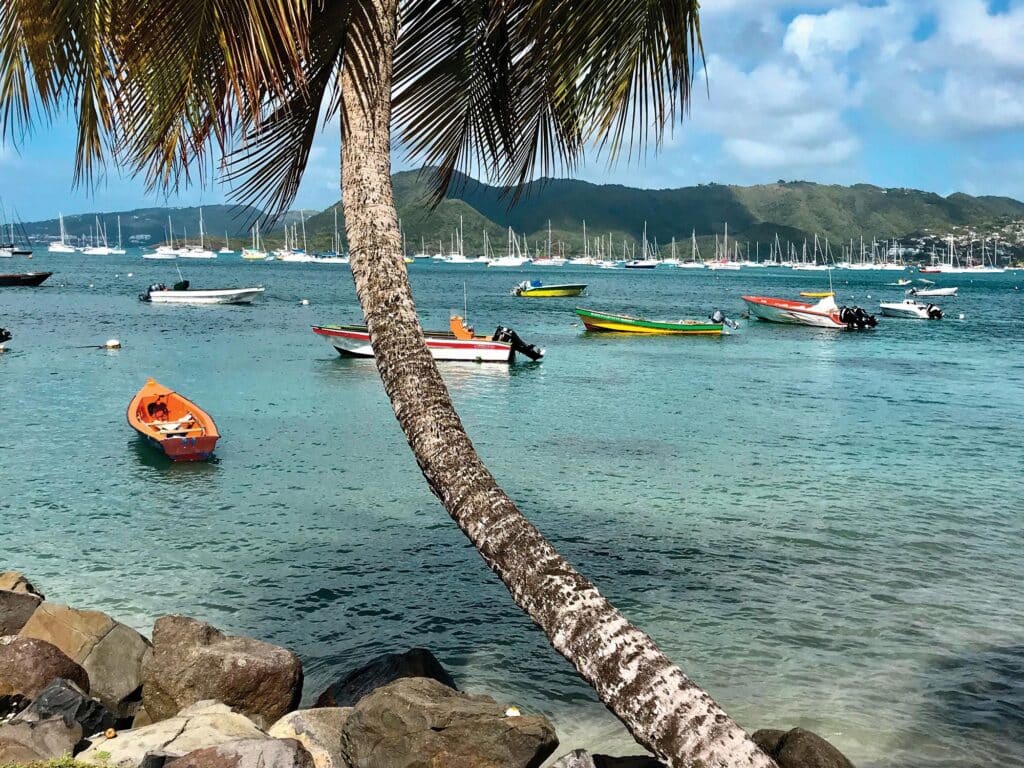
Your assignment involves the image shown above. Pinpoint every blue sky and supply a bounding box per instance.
[3,0,1024,221]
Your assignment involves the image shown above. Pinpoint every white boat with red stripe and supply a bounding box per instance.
[313,316,544,363]
[742,294,877,330]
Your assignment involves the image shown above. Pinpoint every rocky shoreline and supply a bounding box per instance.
[1,571,855,768]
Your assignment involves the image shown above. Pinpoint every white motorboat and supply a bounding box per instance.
[624,259,658,269]
[142,252,177,260]
[312,316,543,363]
[879,299,943,319]
[140,282,264,304]
[908,286,958,298]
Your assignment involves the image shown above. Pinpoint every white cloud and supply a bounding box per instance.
[690,54,860,171]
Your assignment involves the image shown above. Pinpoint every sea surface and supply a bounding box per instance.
[2,251,1023,767]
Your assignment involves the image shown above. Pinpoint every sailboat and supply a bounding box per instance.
[488,227,531,268]
[219,232,234,255]
[48,213,78,253]
[677,230,705,269]
[82,216,115,255]
[241,220,268,260]
[179,209,217,258]
[109,216,126,255]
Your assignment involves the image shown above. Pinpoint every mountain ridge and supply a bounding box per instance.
[15,173,1024,256]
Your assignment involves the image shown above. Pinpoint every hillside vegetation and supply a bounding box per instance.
[18,173,1024,256]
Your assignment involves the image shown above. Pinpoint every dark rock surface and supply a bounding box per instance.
[169,737,315,768]
[0,590,42,635]
[0,636,89,700]
[19,602,150,717]
[340,676,557,768]
[14,678,116,737]
[316,647,456,708]
[0,716,82,762]
[752,727,856,768]
[142,615,302,728]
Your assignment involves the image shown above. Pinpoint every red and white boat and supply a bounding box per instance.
[742,294,877,329]
[312,316,544,363]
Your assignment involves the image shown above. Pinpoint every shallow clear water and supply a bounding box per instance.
[2,252,1023,766]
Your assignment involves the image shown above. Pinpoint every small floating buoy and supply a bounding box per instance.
[127,272,133,277]
[299,299,309,306]
[88,283,94,288]
[504,707,521,718]
[958,313,965,320]
[103,339,122,349]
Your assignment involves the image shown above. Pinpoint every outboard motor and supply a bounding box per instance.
[838,305,877,330]
[927,303,943,320]
[173,279,190,291]
[493,326,544,361]
[709,309,739,330]
[0,327,11,344]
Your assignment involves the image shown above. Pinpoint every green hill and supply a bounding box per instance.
[19,173,1024,258]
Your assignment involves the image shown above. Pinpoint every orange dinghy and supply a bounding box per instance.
[127,378,220,461]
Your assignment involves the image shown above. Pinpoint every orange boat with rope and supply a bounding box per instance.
[126,378,219,461]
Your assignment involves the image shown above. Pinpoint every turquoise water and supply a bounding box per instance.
[2,252,1023,766]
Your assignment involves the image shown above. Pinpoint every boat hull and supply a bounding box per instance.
[909,287,957,297]
[742,296,845,328]
[0,272,53,287]
[879,301,941,319]
[575,308,723,335]
[313,325,516,362]
[126,378,219,461]
[516,284,587,297]
[145,287,265,304]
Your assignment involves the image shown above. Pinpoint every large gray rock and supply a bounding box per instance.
[169,738,314,768]
[15,678,116,737]
[752,727,856,768]
[19,602,150,717]
[268,708,350,768]
[143,615,302,728]
[315,648,456,708]
[0,716,82,762]
[0,572,44,599]
[0,590,42,635]
[78,701,268,768]
[0,635,90,699]
[340,677,557,768]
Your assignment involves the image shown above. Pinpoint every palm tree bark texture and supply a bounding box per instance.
[338,2,776,766]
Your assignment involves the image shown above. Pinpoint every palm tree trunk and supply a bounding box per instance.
[338,4,776,766]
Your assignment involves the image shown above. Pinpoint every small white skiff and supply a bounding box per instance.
[141,283,264,304]
[879,299,943,319]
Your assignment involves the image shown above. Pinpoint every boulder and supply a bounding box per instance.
[142,616,302,728]
[340,677,557,768]
[268,708,350,768]
[14,678,116,737]
[0,716,82,762]
[0,572,44,598]
[752,727,856,768]
[169,738,315,768]
[19,602,150,717]
[77,701,268,768]
[0,590,42,635]
[315,648,456,708]
[0,635,90,700]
